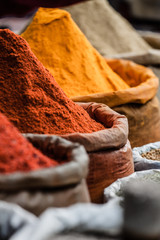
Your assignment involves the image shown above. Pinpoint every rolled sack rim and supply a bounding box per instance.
[61,102,129,152]
[104,169,160,202]
[71,58,159,108]
[0,134,89,191]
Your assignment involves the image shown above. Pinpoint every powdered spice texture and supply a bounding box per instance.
[63,0,150,57]
[0,113,58,174]
[0,29,105,134]
[21,8,129,98]
[141,149,160,161]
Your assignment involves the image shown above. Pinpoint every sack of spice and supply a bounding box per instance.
[73,59,160,148]
[104,170,160,239]
[62,102,134,203]
[133,142,160,171]
[11,199,123,240]
[0,200,37,240]
[20,8,160,148]
[0,29,134,204]
[0,112,90,216]
[105,178,160,240]
[12,181,160,240]
[108,59,160,148]
[26,103,134,204]
[104,169,160,203]
[22,102,134,204]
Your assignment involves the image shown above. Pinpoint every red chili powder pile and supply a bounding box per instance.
[0,113,59,174]
[0,29,104,134]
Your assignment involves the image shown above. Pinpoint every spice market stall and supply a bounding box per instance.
[62,0,160,65]
[0,29,134,204]
[62,0,160,114]
[21,8,160,148]
[0,112,90,215]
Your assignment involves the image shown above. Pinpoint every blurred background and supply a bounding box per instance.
[108,0,160,32]
[1,0,160,34]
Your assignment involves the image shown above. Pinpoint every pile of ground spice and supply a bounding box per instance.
[21,8,129,98]
[0,113,59,174]
[141,149,160,161]
[63,0,151,57]
[0,29,105,134]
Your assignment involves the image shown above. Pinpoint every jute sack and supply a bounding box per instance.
[72,59,160,148]
[113,97,160,148]
[61,102,134,203]
[62,0,150,58]
[0,136,90,216]
[63,0,160,66]
[138,31,160,50]
[112,49,160,65]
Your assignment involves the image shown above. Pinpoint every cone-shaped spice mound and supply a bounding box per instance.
[0,29,104,134]
[21,8,129,98]
[0,113,58,174]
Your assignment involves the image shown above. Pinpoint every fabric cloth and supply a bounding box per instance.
[11,199,123,240]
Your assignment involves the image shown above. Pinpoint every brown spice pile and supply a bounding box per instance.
[141,149,160,161]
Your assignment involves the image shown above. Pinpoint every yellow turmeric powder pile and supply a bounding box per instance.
[21,8,129,98]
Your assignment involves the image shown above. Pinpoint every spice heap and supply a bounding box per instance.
[0,112,58,174]
[21,8,129,98]
[63,0,151,57]
[0,29,104,134]
[141,149,160,161]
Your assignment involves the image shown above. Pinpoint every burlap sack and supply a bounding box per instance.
[72,59,159,106]
[72,60,160,147]
[61,102,134,203]
[63,0,160,66]
[110,29,160,66]
[0,135,90,215]
[112,49,160,65]
[138,30,160,50]
[150,66,160,101]
[62,0,150,58]
[113,97,160,148]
